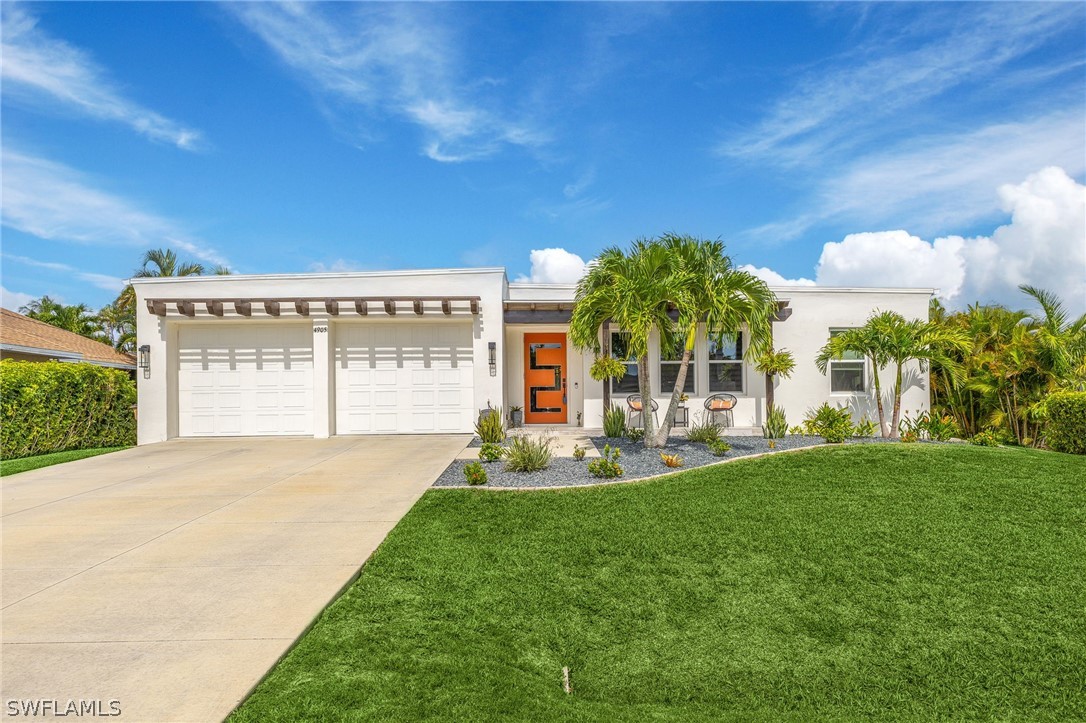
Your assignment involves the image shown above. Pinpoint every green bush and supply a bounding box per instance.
[970,429,1001,447]
[626,427,645,442]
[478,442,503,463]
[854,417,878,438]
[475,407,506,444]
[0,360,136,460]
[463,462,488,485]
[686,417,722,444]
[503,434,553,472]
[762,406,788,439]
[587,444,623,478]
[603,404,626,438]
[1045,391,1086,454]
[708,439,731,457]
[803,403,854,444]
[572,444,586,461]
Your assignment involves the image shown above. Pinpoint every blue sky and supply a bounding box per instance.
[2,1,1084,313]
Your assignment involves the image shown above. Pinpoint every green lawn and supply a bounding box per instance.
[232,445,1086,722]
[0,447,129,476]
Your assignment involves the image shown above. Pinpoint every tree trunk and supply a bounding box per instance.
[871,355,888,437]
[601,320,611,422]
[890,363,904,439]
[654,344,693,447]
[765,372,775,416]
[636,354,658,447]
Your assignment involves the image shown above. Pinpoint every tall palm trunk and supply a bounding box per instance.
[601,320,611,420]
[871,354,888,437]
[636,354,658,447]
[764,372,775,415]
[890,363,904,439]
[655,339,693,447]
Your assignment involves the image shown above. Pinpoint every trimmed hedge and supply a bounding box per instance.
[1045,391,1086,455]
[1,360,136,460]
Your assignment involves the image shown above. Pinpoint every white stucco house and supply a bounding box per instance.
[131,267,934,443]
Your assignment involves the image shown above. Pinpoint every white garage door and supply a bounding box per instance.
[178,325,314,437]
[335,323,474,434]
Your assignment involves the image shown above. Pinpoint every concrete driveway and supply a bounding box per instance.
[1,435,468,721]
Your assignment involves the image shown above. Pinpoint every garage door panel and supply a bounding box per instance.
[336,322,474,434]
[178,325,314,437]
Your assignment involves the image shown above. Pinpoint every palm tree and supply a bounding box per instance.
[870,312,970,438]
[816,324,890,436]
[97,299,136,354]
[20,296,107,341]
[114,248,227,316]
[652,234,777,445]
[569,240,688,447]
[755,347,796,416]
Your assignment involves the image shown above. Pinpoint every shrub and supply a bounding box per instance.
[463,462,488,485]
[626,427,645,442]
[603,404,626,438]
[587,444,623,478]
[854,417,878,438]
[708,439,731,457]
[660,452,683,468]
[475,407,506,444]
[503,434,553,472]
[478,442,503,463]
[572,444,586,461]
[589,356,628,383]
[803,403,854,444]
[762,406,788,439]
[1044,391,1086,454]
[788,425,806,436]
[971,429,1001,447]
[686,417,721,444]
[0,360,136,459]
[922,413,958,441]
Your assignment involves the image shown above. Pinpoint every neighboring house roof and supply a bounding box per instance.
[0,308,136,369]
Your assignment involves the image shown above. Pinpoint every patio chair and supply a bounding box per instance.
[626,394,660,429]
[704,393,737,427]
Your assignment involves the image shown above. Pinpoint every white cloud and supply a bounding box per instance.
[1,286,36,312]
[516,248,587,284]
[0,3,203,150]
[721,4,1082,167]
[1,148,229,268]
[738,264,815,287]
[307,259,366,273]
[814,167,1086,311]
[3,254,124,293]
[228,3,545,162]
[743,110,1086,244]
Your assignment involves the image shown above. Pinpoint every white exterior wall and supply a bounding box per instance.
[133,268,506,444]
[134,270,933,443]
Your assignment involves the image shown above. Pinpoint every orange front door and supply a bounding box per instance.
[524,333,567,424]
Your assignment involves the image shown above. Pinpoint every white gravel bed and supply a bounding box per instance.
[432,434,869,488]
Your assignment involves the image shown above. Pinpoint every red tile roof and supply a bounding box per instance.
[1,308,136,367]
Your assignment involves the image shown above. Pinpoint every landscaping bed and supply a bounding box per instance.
[438,435,844,488]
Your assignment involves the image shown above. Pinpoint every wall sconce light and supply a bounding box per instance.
[488,342,497,377]
[138,344,151,379]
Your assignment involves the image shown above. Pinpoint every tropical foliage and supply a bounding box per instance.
[817,310,970,439]
[929,286,1086,448]
[16,248,229,355]
[570,234,777,447]
[754,347,795,416]
[1044,392,1086,455]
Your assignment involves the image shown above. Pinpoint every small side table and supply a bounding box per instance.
[675,405,689,427]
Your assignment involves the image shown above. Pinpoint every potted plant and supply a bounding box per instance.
[509,405,523,428]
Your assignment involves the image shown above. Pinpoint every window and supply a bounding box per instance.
[708,331,743,393]
[609,332,639,394]
[828,329,866,393]
[660,337,695,394]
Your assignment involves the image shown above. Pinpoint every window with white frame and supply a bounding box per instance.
[708,330,743,393]
[828,329,866,393]
[659,336,694,394]
[609,331,639,394]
